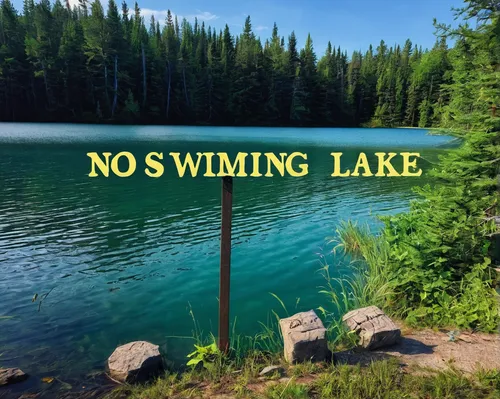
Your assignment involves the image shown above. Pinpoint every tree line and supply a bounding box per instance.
[0,0,498,128]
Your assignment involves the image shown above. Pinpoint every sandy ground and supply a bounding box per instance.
[336,327,500,373]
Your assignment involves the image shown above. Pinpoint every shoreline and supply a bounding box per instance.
[105,321,500,399]
[3,317,499,399]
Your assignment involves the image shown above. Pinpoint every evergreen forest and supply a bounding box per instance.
[0,0,498,128]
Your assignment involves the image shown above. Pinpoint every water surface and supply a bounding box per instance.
[0,124,454,389]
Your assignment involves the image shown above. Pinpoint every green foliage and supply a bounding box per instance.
[313,360,500,399]
[333,130,499,332]
[314,360,402,398]
[381,129,499,331]
[179,298,285,381]
[186,341,220,372]
[121,89,139,120]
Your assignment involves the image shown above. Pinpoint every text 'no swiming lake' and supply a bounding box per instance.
[0,124,455,383]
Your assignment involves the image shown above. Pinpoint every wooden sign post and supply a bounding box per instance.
[218,176,233,352]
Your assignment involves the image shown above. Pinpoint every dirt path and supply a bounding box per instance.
[213,328,500,399]
[336,327,500,373]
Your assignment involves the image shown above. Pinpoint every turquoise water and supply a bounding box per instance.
[0,124,455,389]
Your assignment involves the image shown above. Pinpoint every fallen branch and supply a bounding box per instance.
[37,287,55,312]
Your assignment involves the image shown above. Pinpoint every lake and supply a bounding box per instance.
[0,124,455,390]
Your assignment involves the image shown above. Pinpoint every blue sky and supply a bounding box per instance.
[136,0,461,53]
[14,0,462,54]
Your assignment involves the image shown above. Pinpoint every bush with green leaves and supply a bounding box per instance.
[332,130,499,332]
[380,130,499,331]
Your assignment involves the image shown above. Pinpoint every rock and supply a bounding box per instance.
[0,367,28,386]
[342,306,401,350]
[279,310,329,363]
[457,334,473,343]
[259,365,284,377]
[107,341,163,383]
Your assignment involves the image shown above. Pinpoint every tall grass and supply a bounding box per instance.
[173,221,397,376]
[317,220,394,347]
[170,292,289,381]
[178,219,397,364]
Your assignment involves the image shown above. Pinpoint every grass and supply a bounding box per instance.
[316,220,394,348]
[331,220,392,310]
[106,358,500,399]
[312,360,500,399]
[264,378,309,399]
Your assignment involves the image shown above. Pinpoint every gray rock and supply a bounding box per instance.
[107,341,163,383]
[0,367,28,386]
[279,310,329,363]
[259,365,284,377]
[342,306,401,350]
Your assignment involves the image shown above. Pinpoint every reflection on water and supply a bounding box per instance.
[0,124,455,387]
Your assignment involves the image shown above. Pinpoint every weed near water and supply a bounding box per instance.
[315,220,394,349]
[158,298,286,387]
[327,220,393,310]
[187,294,285,360]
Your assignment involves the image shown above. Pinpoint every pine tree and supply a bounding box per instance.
[58,15,85,116]
[358,44,377,123]
[346,50,362,124]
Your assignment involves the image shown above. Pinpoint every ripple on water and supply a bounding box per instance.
[0,124,455,383]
